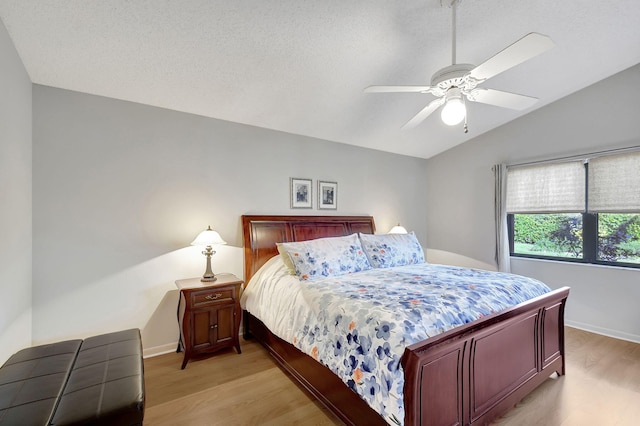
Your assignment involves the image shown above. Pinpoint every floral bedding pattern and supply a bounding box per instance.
[291,263,551,425]
[359,232,425,268]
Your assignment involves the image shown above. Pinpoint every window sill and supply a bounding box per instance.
[510,255,640,271]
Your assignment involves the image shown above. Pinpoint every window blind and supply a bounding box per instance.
[588,151,640,213]
[506,161,585,213]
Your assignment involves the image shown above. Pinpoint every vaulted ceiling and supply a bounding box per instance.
[2,0,639,158]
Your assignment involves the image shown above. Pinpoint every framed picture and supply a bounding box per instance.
[318,181,338,210]
[290,178,312,209]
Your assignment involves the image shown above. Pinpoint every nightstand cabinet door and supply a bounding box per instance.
[190,304,236,351]
[192,309,216,350]
[212,304,235,346]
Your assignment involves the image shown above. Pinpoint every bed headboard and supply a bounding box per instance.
[242,215,376,283]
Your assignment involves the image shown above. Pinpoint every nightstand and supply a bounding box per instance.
[176,273,243,369]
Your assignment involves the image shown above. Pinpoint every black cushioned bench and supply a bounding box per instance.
[0,328,145,425]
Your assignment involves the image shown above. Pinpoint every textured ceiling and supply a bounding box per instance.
[1,0,639,159]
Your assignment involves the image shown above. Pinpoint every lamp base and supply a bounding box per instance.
[200,246,217,282]
[201,275,217,282]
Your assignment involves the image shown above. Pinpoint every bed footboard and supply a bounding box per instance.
[402,286,570,426]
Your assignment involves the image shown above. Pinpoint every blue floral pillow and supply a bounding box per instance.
[278,234,371,281]
[358,232,425,268]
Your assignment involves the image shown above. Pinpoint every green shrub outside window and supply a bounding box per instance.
[511,213,640,265]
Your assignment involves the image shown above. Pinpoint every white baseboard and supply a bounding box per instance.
[143,341,180,359]
[566,321,640,344]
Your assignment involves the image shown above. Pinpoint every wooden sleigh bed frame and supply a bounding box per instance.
[241,215,570,426]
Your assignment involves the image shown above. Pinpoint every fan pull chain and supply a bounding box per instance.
[463,96,468,133]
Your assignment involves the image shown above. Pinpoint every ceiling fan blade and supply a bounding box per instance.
[364,85,433,93]
[468,33,555,82]
[402,97,445,130]
[467,88,538,110]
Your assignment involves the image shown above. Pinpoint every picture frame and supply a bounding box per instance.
[290,178,312,209]
[318,181,338,210]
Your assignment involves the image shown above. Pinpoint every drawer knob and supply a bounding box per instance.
[210,324,218,329]
[205,293,223,300]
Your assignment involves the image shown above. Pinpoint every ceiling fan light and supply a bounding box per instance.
[441,89,466,126]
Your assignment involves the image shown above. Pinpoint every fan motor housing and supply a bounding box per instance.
[431,63,474,88]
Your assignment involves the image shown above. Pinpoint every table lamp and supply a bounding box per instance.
[388,223,408,234]
[191,226,227,282]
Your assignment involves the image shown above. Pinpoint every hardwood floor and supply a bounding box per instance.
[492,327,640,426]
[144,327,640,425]
[143,339,342,425]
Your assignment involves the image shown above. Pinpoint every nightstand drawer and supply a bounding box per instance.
[191,288,235,307]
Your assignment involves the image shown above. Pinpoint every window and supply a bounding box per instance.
[507,151,640,267]
[597,213,640,263]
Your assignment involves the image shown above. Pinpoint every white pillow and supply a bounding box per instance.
[276,242,297,275]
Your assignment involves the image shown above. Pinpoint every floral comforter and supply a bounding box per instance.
[290,263,551,425]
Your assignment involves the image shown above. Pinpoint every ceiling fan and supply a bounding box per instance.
[364,0,555,133]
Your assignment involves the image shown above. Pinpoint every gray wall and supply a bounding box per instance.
[426,64,640,342]
[0,18,32,362]
[32,85,428,355]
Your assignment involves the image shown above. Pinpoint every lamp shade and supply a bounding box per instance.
[191,226,227,246]
[388,224,408,234]
[441,87,466,126]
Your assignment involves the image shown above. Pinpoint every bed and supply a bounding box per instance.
[241,215,570,426]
